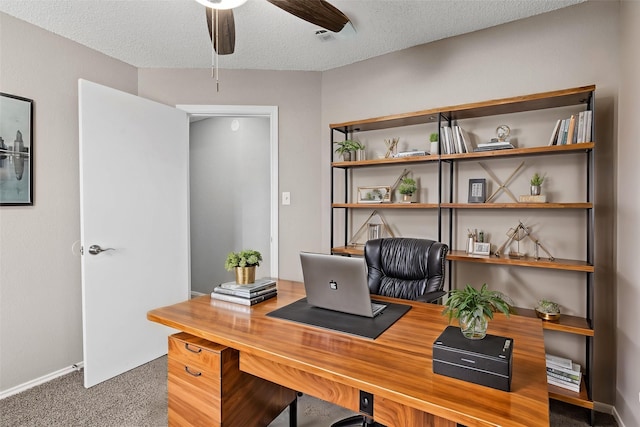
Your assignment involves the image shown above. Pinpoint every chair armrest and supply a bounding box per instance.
[416,290,447,304]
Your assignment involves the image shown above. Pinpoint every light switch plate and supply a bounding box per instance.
[282,192,291,205]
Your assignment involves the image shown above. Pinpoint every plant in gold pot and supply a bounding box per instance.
[225,249,262,284]
[442,284,512,340]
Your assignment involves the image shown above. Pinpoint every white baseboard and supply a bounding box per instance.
[191,291,206,298]
[611,406,626,427]
[0,361,83,400]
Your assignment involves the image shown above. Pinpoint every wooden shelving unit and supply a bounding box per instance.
[329,85,596,417]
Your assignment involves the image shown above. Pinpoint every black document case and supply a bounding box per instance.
[433,326,513,391]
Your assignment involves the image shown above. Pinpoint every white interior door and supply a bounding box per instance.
[78,79,189,388]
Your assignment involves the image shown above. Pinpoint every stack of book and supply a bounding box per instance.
[440,125,471,154]
[548,110,593,146]
[211,278,277,306]
[546,353,582,392]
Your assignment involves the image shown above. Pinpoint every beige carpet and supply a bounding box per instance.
[0,356,617,427]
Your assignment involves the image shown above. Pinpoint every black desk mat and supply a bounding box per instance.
[267,298,411,339]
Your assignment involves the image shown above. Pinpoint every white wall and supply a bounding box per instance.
[616,2,640,426]
[321,0,619,404]
[0,13,138,392]
[189,117,271,293]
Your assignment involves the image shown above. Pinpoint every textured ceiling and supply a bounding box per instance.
[0,0,585,71]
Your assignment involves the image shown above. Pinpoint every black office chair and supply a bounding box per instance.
[331,237,449,427]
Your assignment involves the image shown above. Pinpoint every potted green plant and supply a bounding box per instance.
[398,177,417,202]
[225,249,262,284]
[535,299,560,321]
[530,172,545,196]
[442,284,512,339]
[334,140,361,162]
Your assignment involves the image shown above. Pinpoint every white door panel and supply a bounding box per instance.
[79,79,189,387]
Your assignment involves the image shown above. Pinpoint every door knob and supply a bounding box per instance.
[88,245,115,255]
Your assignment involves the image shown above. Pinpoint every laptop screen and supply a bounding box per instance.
[300,252,381,318]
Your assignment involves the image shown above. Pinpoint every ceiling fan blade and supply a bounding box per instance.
[266,0,350,33]
[206,8,236,55]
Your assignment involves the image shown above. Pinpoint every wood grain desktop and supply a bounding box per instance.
[148,280,550,427]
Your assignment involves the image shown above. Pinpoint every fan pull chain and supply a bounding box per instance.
[212,8,219,92]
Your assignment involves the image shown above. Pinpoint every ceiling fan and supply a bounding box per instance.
[196,0,354,55]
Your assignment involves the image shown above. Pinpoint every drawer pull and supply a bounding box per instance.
[185,343,202,354]
[184,366,202,377]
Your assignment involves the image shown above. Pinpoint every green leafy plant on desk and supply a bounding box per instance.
[442,284,512,340]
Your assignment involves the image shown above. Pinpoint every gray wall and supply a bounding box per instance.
[189,117,271,294]
[616,2,640,425]
[1,2,638,426]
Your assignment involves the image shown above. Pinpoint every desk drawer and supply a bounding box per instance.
[169,332,225,375]
[168,357,221,426]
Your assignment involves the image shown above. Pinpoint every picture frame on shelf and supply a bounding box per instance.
[357,186,391,203]
[468,178,486,203]
[473,242,491,256]
[0,93,34,206]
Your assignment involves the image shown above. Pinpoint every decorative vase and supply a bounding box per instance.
[356,149,366,161]
[459,312,488,340]
[235,266,256,284]
[402,194,413,203]
[530,185,541,196]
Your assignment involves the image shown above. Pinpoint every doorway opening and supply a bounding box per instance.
[177,105,278,296]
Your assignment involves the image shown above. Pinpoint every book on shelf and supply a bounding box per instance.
[547,368,581,385]
[548,119,562,146]
[440,126,454,154]
[547,375,581,393]
[213,283,277,298]
[547,362,582,383]
[566,114,577,145]
[218,278,276,292]
[545,353,573,369]
[210,289,277,306]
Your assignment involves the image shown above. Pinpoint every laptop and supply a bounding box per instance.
[299,252,386,318]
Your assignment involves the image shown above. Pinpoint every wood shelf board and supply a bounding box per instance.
[443,86,595,121]
[548,382,594,409]
[332,203,439,209]
[332,155,437,168]
[447,250,594,272]
[330,108,441,133]
[515,308,593,336]
[440,142,594,161]
[332,246,364,256]
[442,202,592,209]
[330,86,594,133]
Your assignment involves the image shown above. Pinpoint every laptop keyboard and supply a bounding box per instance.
[371,302,387,317]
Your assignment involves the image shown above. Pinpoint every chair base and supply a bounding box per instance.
[331,414,383,427]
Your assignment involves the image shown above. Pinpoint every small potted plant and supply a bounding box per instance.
[442,284,512,340]
[429,132,439,154]
[530,172,545,196]
[225,249,262,284]
[334,140,361,162]
[535,299,561,321]
[398,177,417,203]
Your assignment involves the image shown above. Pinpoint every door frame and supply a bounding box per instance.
[177,105,279,281]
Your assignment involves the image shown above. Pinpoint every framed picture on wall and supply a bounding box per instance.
[1,93,34,205]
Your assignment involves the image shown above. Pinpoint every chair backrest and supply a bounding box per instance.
[364,238,448,302]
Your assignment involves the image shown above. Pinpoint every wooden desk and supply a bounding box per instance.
[148,280,549,427]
